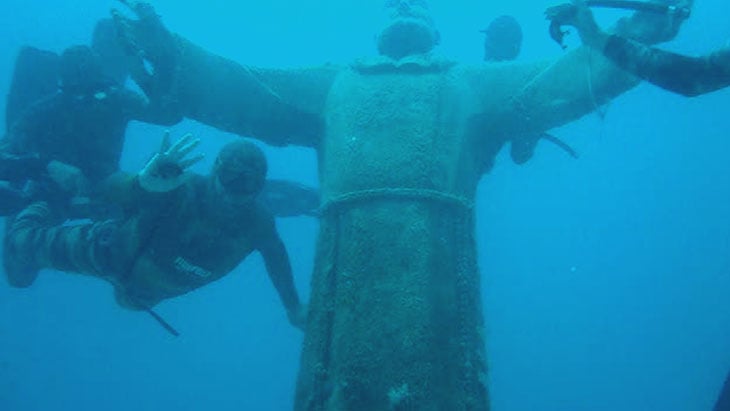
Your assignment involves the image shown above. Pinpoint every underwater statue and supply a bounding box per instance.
[111,0,689,409]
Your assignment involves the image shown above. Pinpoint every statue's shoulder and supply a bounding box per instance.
[351,53,457,74]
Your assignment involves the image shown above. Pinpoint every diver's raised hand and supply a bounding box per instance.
[138,131,204,193]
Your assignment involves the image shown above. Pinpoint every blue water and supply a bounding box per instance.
[1,1,728,410]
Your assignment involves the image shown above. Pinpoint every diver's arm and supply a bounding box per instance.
[96,171,142,209]
[258,216,304,328]
[560,0,729,97]
[602,36,730,97]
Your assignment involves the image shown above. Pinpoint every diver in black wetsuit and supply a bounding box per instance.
[0,15,184,218]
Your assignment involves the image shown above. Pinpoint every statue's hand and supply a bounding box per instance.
[287,304,308,331]
[614,0,694,45]
[111,1,178,99]
[544,2,578,25]
[545,1,603,49]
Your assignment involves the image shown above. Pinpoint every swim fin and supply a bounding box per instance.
[259,179,320,218]
[5,46,60,131]
[714,370,730,411]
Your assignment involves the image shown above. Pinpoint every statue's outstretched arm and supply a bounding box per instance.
[111,1,339,148]
[478,0,693,139]
[546,0,728,97]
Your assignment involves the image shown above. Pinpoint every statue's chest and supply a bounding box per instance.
[323,73,463,191]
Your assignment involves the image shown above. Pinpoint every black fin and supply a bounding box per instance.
[259,179,320,218]
[92,18,130,85]
[714,371,730,411]
[6,47,60,131]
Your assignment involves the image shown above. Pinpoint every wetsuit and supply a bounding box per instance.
[4,84,180,187]
[4,173,301,313]
[603,35,730,96]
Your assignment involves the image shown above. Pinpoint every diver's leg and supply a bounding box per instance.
[3,202,49,287]
[3,202,120,287]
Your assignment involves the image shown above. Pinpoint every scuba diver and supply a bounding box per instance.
[481,14,579,165]
[4,132,308,332]
[0,41,182,219]
[2,33,318,296]
[0,42,184,291]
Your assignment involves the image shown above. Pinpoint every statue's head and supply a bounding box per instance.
[376,0,440,60]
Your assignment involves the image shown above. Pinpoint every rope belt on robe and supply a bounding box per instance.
[319,187,475,214]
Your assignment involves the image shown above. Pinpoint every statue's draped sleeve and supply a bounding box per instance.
[466,6,691,144]
[166,35,340,147]
[466,46,640,142]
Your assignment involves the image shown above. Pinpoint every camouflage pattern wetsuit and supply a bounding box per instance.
[5,173,301,313]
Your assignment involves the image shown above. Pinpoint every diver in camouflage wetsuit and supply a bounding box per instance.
[109,0,689,409]
[4,132,307,329]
